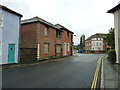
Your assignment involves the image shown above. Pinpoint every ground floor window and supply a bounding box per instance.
[67,43,70,51]
[56,45,61,53]
[44,43,49,53]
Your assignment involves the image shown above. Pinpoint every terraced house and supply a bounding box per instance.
[85,33,107,53]
[0,5,22,64]
[20,17,73,62]
[107,3,120,63]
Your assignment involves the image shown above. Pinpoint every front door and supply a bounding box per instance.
[8,44,15,63]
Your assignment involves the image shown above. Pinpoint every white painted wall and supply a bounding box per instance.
[1,9,21,64]
[0,7,2,64]
[114,9,120,63]
[91,40,103,51]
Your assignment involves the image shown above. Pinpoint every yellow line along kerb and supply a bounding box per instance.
[91,56,103,90]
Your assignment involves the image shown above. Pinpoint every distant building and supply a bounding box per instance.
[85,33,107,53]
[0,5,22,64]
[107,3,120,63]
[21,17,73,62]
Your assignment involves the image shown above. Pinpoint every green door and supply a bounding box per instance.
[8,44,15,63]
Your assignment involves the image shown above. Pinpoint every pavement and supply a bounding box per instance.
[101,56,120,89]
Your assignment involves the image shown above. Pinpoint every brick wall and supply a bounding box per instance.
[21,22,73,60]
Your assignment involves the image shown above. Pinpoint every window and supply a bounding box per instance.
[96,43,98,46]
[67,43,70,51]
[0,14,3,27]
[56,30,61,39]
[56,45,61,53]
[44,43,49,53]
[67,31,69,38]
[44,26,49,36]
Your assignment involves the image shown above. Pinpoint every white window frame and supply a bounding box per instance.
[44,43,49,53]
[67,43,70,52]
[44,27,49,36]
[56,45,61,53]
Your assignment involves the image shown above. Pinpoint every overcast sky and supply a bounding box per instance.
[1,0,119,45]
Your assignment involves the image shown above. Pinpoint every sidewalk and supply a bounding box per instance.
[101,56,120,89]
[0,56,72,70]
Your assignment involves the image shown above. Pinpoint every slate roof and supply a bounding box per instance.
[107,4,120,13]
[85,33,107,41]
[21,16,61,30]
[21,17,74,33]
[55,24,74,34]
[0,5,23,17]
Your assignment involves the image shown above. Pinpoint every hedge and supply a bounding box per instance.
[108,50,116,63]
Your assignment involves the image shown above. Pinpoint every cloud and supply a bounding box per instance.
[1,0,119,45]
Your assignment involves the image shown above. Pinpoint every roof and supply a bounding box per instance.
[107,4,120,13]
[55,24,74,34]
[0,5,23,17]
[21,17,74,34]
[21,16,62,31]
[85,33,107,41]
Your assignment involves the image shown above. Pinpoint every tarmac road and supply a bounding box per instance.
[2,54,107,88]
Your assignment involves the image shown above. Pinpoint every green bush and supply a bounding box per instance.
[89,50,94,53]
[108,50,116,63]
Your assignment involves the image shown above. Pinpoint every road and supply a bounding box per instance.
[2,54,107,88]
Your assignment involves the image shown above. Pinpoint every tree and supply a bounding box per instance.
[106,28,115,49]
[73,44,80,50]
[80,35,85,50]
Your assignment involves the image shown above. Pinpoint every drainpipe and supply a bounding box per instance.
[36,22,40,60]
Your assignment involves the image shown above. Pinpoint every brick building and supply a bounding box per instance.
[20,17,73,61]
[85,33,107,53]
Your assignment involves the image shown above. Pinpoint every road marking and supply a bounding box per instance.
[91,56,103,90]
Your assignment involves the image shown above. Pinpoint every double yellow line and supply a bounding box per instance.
[91,56,103,90]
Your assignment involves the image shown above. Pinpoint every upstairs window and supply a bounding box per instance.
[0,14,3,27]
[56,30,61,39]
[67,31,69,38]
[44,26,49,36]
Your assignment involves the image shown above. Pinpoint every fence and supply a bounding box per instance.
[20,48,37,63]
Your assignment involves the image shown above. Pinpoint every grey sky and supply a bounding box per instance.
[1,0,119,45]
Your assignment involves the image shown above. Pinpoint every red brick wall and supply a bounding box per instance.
[39,23,56,57]
[21,22,73,60]
[20,23,36,48]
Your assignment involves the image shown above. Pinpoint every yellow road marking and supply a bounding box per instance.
[91,56,103,90]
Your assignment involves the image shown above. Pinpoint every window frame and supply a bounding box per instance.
[56,30,61,39]
[44,43,49,54]
[56,44,61,53]
[44,26,49,36]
